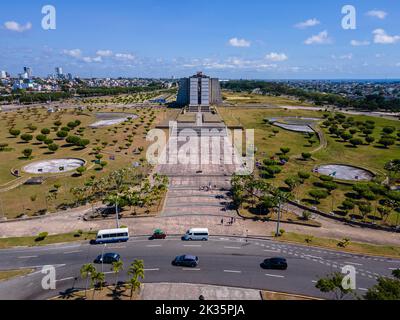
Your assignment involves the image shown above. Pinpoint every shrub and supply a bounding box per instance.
[378,137,395,148]
[48,144,59,153]
[36,134,47,143]
[320,175,334,182]
[20,134,33,143]
[302,211,312,221]
[9,129,21,137]
[41,128,51,135]
[301,152,312,161]
[22,148,33,158]
[298,171,311,180]
[57,130,68,139]
[280,147,291,155]
[35,232,49,242]
[309,189,329,202]
[349,138,363,147]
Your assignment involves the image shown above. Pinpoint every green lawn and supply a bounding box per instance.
[218,107,400,227]
[0,231,96,249]
[0,104,165,218]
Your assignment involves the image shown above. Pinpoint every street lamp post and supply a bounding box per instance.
[275,199,282,237]
[115,199,120,229]
[101,244,107,273]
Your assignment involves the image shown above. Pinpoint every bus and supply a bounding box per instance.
[95,228,129,244]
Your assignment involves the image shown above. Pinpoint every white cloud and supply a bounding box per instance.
[62,49,82,58]
[82,56,102,63]
[350,40,370,46]
[332,53,353,60]
[265,52,288,62]
[304,30,332,45]
[115,53,136,61]
[228,38,251,47]
[366,10,388,19]
[373,29,400,44]
[4,21,32,32]
[295,18,320,29]
[96,50,113,57]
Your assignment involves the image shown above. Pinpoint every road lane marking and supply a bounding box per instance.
[108,246,126,249]
[18,256,38,259]
[63,250,82,255]
[182,268,201,271]
[224,270,242,274]
[265,274,285,278]
[56,277,75,282]
[146,245,162,247]
[344,261,363,266]
[144,268,160,272]
[358,288,368,291]
[183,245,202,247]
[224,246,241,249]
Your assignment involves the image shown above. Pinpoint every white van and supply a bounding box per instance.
[95,228,129,244]
[183,228,209,241]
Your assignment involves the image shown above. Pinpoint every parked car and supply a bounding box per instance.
[261,257,288,270]
[172,255,199,268]
[151,229,167,240]
[94,253,121,264]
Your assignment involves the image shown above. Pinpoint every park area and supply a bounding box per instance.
[0,104,173,219]
[219,105,400,228]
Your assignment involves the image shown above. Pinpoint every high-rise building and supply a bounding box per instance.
[24,67,32,79]
[55,67,63,78]
[177,72,222,108]
[0,71,6,79]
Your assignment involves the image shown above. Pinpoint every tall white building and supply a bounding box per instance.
[24,67,32,79]
[0,71,6,79]
[55,67,63,78]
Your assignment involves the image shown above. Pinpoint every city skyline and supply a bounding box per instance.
[0,0,400,79]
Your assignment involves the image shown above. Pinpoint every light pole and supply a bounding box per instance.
[101,244,107,273]
[275,199,282,237]
[115,198,120,229]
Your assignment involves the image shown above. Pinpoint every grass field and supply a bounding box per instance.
[0,104,173,218]
[218,106,400,226]
[222,91,314,107]
[0,269,33,282]
[0,231,96,249]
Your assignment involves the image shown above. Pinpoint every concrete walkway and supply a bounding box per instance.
[141,283,261,300]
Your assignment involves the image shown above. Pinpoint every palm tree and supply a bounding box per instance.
[112,260,124,288]
[128,259,145,300]
[91,271,105,300]
[80,263,96,298]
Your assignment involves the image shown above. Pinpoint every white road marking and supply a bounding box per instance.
[182,268,201,271]
[224,270,242,274]
[358,288,368,291]
[146,245,162,247]
[18,256,38,259]
[265,274,285,278]
[183,245,202,247]
[389,268,399,270]
[63,250,82,255]
[344,261,363,266]
[56,277,74,282]
[224,246,241,250]
[144,268,160,272]
[108,246,126,249]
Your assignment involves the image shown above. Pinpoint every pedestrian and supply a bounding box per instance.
[221,218,224,225]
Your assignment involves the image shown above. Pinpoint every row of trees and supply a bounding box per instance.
[80,259,144,300]
[222,80,400,112]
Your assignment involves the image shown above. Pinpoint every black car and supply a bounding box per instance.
[261,257,288,270]
[172,255,199,268]
[94,253,121,264]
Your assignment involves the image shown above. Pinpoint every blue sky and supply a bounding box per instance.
[0,0,399,79]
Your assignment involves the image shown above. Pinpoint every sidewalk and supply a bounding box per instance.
[141,283,261,300]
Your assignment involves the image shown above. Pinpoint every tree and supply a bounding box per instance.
[80,263,96,298]
[298,171,311,181]
[91,271,105,299]
[280,147,291,155]
[301,152,312,161]
[365,136,375,145]
[48,144,59,153]
[358,202,372,221]
[41,128,50,135]
[309,189,329,203]
[9,129,21,137]
[56,130,68,139]
[22,148,33,159]
[382,126,395,135]
[78,139,90,148]
[384,159,400,183]
[76,166,87,176]
[112,260,124,288]
[20,134,33,143]
[128,259,145,300]
[349,138,363,148]
[36,134,47,144]
[364,269,400,300]
[340,132,353,142]
[284,177,300,192]
[315,272,354,300]
[378,137,395,149]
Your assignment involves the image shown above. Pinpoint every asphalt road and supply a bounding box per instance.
[0,236,399,300]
